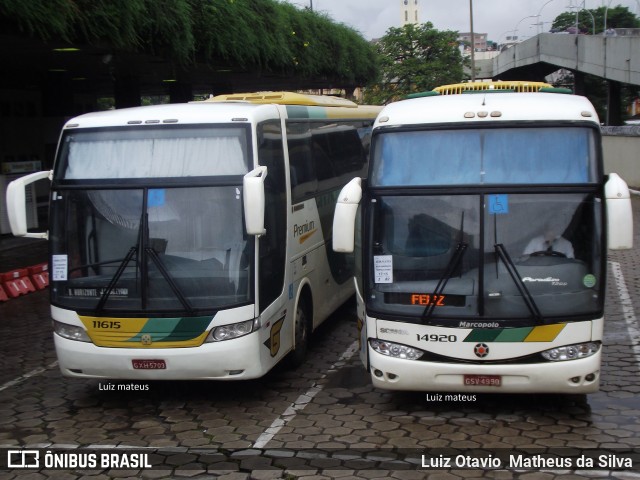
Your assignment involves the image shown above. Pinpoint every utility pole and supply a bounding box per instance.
[469,0,476,81]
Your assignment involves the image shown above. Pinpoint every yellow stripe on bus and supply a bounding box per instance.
[524,324,566,342]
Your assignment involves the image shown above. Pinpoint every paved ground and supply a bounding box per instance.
[0,198,639,479]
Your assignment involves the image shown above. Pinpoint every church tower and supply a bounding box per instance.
[401,0,420,26]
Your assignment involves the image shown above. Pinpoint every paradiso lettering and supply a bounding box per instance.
[522,276,567,286]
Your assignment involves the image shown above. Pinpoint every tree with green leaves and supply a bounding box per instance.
[550,5,639,34]
[0,0,378,89]
[364,22,465,105]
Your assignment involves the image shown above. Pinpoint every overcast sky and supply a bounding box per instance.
[284,0,640,43]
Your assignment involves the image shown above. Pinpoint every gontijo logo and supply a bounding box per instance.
[293,220,317,244]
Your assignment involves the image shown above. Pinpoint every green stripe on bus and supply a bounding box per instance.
[286,105,329,119]
[463,325,565,342]
[463,329,501,342]
[127,316,211,342]
[493,327,534,342]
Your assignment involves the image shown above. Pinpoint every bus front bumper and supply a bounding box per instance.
[368,348,602,394]
[54,332,268,380]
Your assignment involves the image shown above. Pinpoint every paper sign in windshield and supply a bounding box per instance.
[52,254,68,281]
[374,255,393,284]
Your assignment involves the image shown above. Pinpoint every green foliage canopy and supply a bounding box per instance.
[364,23,465,105]
[550,5,639,34]
[0,0,378,87]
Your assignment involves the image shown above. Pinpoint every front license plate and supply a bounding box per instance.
[463,374,501,387]
[132,359,166,370]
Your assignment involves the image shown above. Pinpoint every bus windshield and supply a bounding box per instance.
[56,125,250,180]
[370,126,598,186]
[368,193,603,324]
[367,125,604,325]
[49,126,253,315]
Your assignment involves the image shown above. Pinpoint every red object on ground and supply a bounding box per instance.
[28,263,50,290]
[1,267,40,298]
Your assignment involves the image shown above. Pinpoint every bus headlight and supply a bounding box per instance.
[53,321,91,342]
[207,319,256,342]
[541,342,600,361]
[370,339,424,360]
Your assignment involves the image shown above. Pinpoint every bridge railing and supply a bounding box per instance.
[493,33,640,86]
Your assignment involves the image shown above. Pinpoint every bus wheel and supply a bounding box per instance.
[289,297,310,368]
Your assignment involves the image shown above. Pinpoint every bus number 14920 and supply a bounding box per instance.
[417,334,457,342]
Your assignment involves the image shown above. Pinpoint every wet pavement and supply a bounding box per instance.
[0,198,639,479]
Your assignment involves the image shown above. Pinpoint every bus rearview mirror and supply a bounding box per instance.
[332,177,362,253]
[6,170,52,239]
[243,166,268,236]
[605,172,633,250]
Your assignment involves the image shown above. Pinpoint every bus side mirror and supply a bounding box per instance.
[332,177,362,253]
[6,170,52,239]
[243,166,268,236]
[605,172,633,250]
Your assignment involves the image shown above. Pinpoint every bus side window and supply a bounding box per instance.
[288,122,318,203]
[258,121,287,312]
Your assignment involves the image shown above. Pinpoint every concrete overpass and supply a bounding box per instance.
[476,33,640,125]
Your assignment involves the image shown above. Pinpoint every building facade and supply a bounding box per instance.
[458,32,489,52]
[401,0,420,26]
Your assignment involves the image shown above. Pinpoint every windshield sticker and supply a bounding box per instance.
[67,287,128,297]
[51,254,68,281]
[488,194,509,214]
[374,255,393,283]
[148,189,165,207]
[583,274,597,288]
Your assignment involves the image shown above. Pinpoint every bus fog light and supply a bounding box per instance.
[585,373,596,381]
[541,342,600,362]
[53,321,91,343]
[370,339,424,360]
[208,319,255,342]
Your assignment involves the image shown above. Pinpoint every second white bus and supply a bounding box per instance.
[333,85,633,393]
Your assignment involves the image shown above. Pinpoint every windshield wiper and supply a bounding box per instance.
[494,243,543,324]
[146,247,194,314]
[421,211,468,322]
[421,241,468,322]
[95,246,194,313]
[96,246,138,312]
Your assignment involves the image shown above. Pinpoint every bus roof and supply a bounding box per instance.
[433,81,554,95]
[62,102,282,129]
[374,92,600,128]
[62,95,381,130]
[206,91,382,119]
[207,91,359,107]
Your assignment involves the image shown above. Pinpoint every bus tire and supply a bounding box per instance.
[289,296,311,368]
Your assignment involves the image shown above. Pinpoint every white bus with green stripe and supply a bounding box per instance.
[7,92,381,380]
[333,82,633,393]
